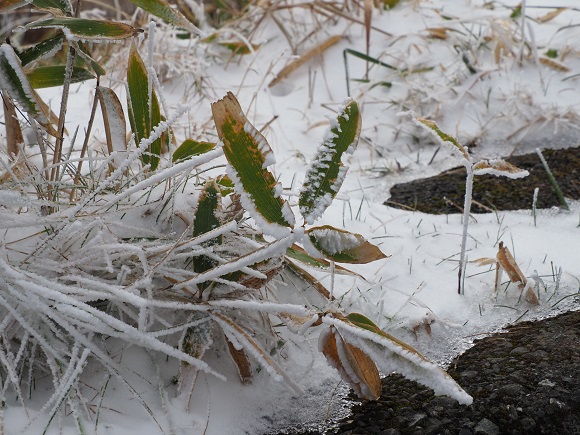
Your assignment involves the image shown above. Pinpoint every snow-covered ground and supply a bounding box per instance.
[2,1,580,433]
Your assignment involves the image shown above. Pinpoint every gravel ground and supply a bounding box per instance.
[278,309,580,435]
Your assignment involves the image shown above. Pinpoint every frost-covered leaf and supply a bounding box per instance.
[179,314,213,398]
[319,326,381,400]
[129,0,203,35]
[304,226,387,264]
[96,86,127,169]
[17,33,65,67]
[472,159,529,179]
[225,336,252,384]
[299,99,361,224]
[325,315,473,405]
[172,139,216,162]
[25,18,139,41]
[26,65,94,88]
[127,43,162,171]
[404,111,469,160]
[211,92,294,238]
[0,44,58,137]
[193,180,222,291]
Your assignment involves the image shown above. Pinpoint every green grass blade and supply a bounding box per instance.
[0,43,58,137]
[305,225,387,264]
[172,139,216,162]
[127,43,162,171]
[26,65,95,88]
[17,33,65,67]
[299,99,361,224]
[211,92,294,236]
[129,0,202,34]
[26,18,139,40]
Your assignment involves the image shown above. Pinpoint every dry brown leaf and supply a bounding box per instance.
[496,241,527,286]
[2,92,23,160]
[524,285,540,305]
[269,35,342,87]
[537,8,566,23]
[225,336,252,384]
[472,257,497,266]
[539,57,569,72]
[285,259,333,300]
[319,327,381,400]
[426,27,449,40]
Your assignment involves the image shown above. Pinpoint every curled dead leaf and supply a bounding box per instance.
[319,327,381,400]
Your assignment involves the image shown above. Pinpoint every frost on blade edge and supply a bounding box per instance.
[243,118,275,169]
[225,164,293,239]
[0,44,48,124]
[300,99,359,225]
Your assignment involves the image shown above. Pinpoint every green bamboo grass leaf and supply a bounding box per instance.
[17,33,65,67]
[26,65,94,88]
[74,41,106,76]
[96,86,127,169]
[31,0,71,14]
[299,99,361,224]
[172,139,216,162]
[193,180,223,291]
[25,18,140,40]
[304,225,388,264]
[211,92,294,236]
[0,44,59,137]
[0,0,28,13]
[127,43,162,171]
[129,0,203,35]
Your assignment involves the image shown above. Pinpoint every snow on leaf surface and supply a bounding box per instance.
[0,43,59,137]
[299,99,361,224]
[211,92,294,237]
[304,225,388,264]
[472,159,529,179]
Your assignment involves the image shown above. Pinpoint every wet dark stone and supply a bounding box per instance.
[385,147,580,214]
